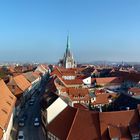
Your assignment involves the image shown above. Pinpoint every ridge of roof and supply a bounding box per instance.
[66,108,79,140]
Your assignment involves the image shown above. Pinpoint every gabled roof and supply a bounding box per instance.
[108,125,121,139]
[99,109,140,139]
[48,106,101,140]
[62,79,83,85]
[0,79,16,130]
[93,93,117,105]
[128,87,140,96]
[32,72,41,78]
[13,75,31,91]
[48,106,77,140]
[96,77,123,85]
[74,103,88,110]
[35,64,48,74]
[23,72,37,83]
[67,109,101,140]
[68,87,89,96]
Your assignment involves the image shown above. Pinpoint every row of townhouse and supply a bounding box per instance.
[0,64,50,140]
[40,66,140,140]
[0,79,16,140]
[7,64,50,117]
[41,88,140,140]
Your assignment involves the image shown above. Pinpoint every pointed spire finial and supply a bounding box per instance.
[66,33,70,50]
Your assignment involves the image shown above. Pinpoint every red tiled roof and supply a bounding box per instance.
[118,71,140,83]
[48,104,140,140]
[48,106,77,140]
[67,109,101,140]
[100,109,140,139]
[8,66,15,73]
[51,67,84,78]
[48,106,101,140]
[95,89,105,95]
[93,93,117,105]
[63,79,83,85]
[8,85,23,97]
[62,72,76,76]
[108,125,121,139]
[74,103,88,110]
[96,77,123,85]
[68,88,89,96]
[128,87,140,96]
[0,79,16,130]
[14,75,31,91]
[32,72,40,78]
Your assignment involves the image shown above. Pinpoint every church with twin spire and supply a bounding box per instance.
[59,35,76,68]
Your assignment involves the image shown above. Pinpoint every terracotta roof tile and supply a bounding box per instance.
[48,103,140,140]
[67,109,101,140]
[14,74,31,91]
[7,84,23,97]
[33,72,41,78]
[48,106,101,140]
[23,72,37,83]
[62,79,83,85]
[48,106,77,140]
[100,109,140,139]
[74,103,88,110]
[96,77,123,85]
[128,87,140,96]
[108,125,121,139]
[0,79,16,130]
[68,88,89,96]
[93,93,117,105]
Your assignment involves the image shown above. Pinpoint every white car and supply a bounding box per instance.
[17,131,24,140]
[34,117,40,126]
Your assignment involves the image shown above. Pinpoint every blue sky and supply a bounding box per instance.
[0,0,140,63]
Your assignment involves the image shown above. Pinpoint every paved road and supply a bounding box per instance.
[19,91,45,140]
[11,78,47,140]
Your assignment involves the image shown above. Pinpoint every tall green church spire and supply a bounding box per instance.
[65,34,71,57]
[66,34,70,50]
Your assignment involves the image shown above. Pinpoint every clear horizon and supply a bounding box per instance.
[0,0,140,63]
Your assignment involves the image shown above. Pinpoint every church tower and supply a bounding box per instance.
[63,35,76,68]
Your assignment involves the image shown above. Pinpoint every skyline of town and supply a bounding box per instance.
[1,1,140,140]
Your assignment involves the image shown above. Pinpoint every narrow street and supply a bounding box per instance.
[10,78,47,140]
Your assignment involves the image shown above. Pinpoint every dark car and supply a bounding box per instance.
[18,114,27,127]
[33,117,40,127]
[18,118,25,127]
[29,99,35,106]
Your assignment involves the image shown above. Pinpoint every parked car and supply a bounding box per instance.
[34,117,40,126]
[17,131,24,140]
[29,100,34,106]
[18,114,27,127]
[18,118,25,127]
